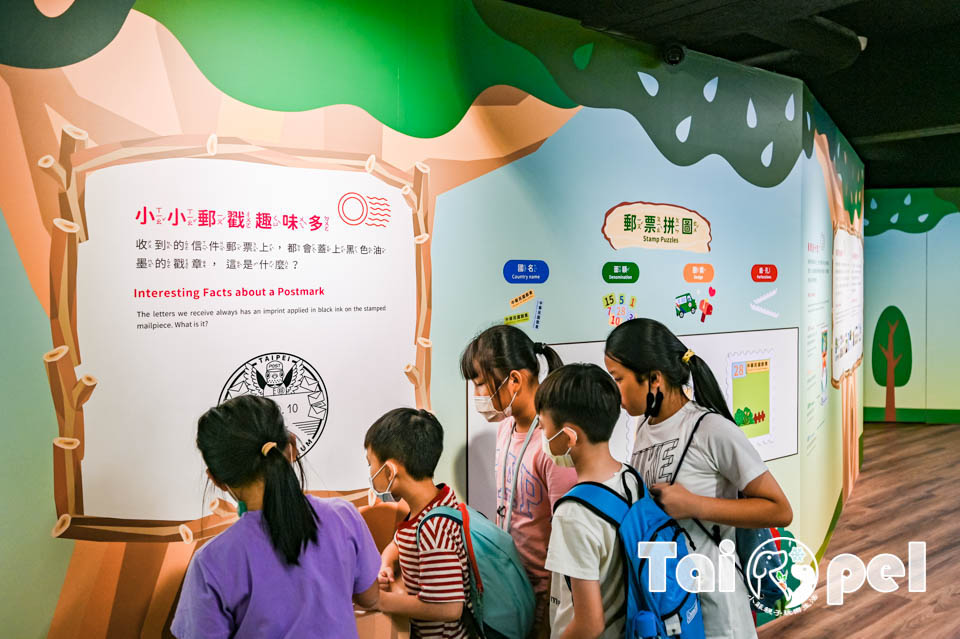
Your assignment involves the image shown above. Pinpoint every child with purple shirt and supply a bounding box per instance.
[172,395,381,639]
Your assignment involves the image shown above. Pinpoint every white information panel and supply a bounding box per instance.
[832,229,864,380]
[78,158,417,519]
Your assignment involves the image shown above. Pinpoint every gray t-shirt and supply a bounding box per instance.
[631,401,768,639]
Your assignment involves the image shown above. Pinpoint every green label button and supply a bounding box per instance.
[602,262,638,283]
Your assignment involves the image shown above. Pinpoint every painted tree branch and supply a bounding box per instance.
[38,125,90,242]
[44,344,87,518]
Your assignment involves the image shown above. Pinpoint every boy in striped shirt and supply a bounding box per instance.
[364,408,472,639]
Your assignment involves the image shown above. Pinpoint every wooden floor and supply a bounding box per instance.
[758,422,960,639]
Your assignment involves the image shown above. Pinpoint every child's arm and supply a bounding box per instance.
[379,541,400,585]
[651,414,792,528]
[353,580,380,609]
[559,578,605,639]
[650,471,792,528]
[385,516,468,622]
[376,591,464,621]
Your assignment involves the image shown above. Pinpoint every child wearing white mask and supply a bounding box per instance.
[460,325,578,639]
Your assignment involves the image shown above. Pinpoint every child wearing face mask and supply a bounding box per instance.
[537,363,636,639]
[460,325,578,639]
[604,319,793,639]
[364,408,473,639]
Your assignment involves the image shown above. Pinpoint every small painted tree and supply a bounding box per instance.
[872,306,912,421]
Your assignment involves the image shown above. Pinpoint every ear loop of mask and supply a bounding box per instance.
[644,374,664,418]
[226,486,247,516]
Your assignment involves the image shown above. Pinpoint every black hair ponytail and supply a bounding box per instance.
[459,324,562,391]
[685,354,734,422]
[198,395,319,565]
[604,318,734,422]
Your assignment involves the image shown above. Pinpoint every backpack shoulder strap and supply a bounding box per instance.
[415,504,485,594]
[669,410,712,486]
[666,411,727,547]
[554,481,631,596]
[554,482,630,528]
[620,464,647,503]
[414,505,462,547]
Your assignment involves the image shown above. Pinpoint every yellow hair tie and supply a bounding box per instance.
[261,441,278,457]
[682,350,695,364]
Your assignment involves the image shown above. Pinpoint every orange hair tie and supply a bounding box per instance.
[261,441,278,457]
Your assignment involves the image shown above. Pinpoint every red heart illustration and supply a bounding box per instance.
[708,286,716,297]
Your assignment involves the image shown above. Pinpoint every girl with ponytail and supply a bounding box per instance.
[172,394,381,639]
[460,325,576,639]
[605,318,793,639]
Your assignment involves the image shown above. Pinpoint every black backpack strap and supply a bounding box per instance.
[669,411,711,486]
[667,411,739,569]
[620,464,647,504]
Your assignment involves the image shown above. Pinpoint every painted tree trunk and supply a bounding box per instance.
[884,320,899,422]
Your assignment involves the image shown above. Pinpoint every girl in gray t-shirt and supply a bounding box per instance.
[604,318,793,639]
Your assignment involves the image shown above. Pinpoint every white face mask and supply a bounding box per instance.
[542,428,576,468]
[369,462,397,503]
[474,377,518,422]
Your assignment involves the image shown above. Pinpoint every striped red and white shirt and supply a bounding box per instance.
[395,484,471,639]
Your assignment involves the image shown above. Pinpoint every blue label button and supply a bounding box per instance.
[503,260,549,284]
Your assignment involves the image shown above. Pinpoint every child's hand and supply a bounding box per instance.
[378,563,395,587]
[649,483,700,520]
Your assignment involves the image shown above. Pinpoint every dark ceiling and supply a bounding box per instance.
[505,0,960,189]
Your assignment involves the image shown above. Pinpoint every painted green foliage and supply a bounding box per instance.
[0,0,135,68]
[872,306,911,386]
[134,0,574,137]
[474,0,798,187]
[474,0,862,192]
[0,0,573,137]
[1,0,865,193]
[864,188,960,236]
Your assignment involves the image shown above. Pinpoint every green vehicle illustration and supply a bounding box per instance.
[675,293,697,318]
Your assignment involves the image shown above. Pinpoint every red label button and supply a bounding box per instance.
[751,264,778,282]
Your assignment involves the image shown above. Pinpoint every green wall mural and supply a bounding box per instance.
[864,187,960,423]
[0,0,863,636]
[866,187,960,236]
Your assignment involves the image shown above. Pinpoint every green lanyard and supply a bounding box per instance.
[497,416,538,531]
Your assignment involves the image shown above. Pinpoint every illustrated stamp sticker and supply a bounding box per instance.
[509,289,535,309]
[731,358,771,439]
[504,312,530,325]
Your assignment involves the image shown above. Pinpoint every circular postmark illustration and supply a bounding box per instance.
[220,353,329,458]
[338,192,368,226]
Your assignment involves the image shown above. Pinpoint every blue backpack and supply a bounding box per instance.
[555,467,706,639]
[671,412,786,611]
[416,503,535,639]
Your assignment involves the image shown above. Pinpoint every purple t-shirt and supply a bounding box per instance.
[172,496,380,639]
